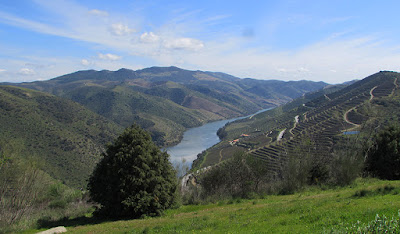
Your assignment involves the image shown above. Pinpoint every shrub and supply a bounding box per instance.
[326,131,365,186]
[0,157,43,227]
[278,138,324,194]
[87,124,178,218]
[333,211,400,233]
[48,200,68,209]
[278,153,311,195]
[328,149,364,186]
[364,124,400,180]
[199,152,271,199]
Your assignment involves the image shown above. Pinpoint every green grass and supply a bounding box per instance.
[26,178,400,233]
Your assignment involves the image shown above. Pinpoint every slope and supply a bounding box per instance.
[6,66,327,146]
[0,85,123,187]
[33,179,400,233]
[195,71,399,170]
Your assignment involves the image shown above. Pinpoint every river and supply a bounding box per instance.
[165,108,273,164]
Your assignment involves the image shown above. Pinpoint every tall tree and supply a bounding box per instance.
[87,124,177,218]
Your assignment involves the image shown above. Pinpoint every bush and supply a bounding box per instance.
[334,211,400,233]
[87,124,178,218]
[0,157,43,227]
[278,138,330,194]
[328,149,364,186]
[45,182,81,209]
[199,152,271,199]
[0,152,91,232]
[364,124,400,180]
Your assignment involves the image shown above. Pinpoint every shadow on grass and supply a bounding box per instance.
[36,215,133,229]
[352,184,398,198]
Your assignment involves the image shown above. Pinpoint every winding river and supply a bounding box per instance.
[166,108,273,164]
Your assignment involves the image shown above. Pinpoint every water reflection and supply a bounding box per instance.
[343,131,360,135]
[166,108,272,164]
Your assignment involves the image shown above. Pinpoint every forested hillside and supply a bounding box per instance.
[0,86,123,187]
[6,66,327,146]
[0,67,328,187]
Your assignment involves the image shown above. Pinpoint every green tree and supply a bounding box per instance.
[365,124,400,180]
[87,124,178,218]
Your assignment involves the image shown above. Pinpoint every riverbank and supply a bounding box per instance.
[166,108,274,164]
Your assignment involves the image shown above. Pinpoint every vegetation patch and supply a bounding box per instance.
[24,179,400,233]
[352,185,399,198]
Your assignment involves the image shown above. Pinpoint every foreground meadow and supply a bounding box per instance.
[26,178,400,233]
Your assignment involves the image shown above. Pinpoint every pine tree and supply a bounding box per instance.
[87,124,177,218]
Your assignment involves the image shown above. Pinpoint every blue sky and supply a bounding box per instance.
[0,0,399,83]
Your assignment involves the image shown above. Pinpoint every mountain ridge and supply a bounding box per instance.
[4,66,327,146]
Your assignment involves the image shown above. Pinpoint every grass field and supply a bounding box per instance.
[27,178,400,233]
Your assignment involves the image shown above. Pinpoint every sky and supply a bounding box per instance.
[0,0,399,84]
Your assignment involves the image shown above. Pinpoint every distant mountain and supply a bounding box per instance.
[6,66,327,146]
[0,86,123,187]
[196,71,400,170]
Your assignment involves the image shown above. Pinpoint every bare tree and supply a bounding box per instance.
[0,157,41,226]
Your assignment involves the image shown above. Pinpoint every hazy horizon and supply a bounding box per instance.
[1,0,399,83]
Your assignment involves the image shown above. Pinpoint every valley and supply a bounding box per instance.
[0,67,326,188]
[2,1,400,232]
[5,66,327,147]
[166,108,273,164]
[194,71,400,173]
[1,69,400,233]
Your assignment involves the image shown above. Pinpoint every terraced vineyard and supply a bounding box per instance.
[195,71,400,174]
[250,71,398,175]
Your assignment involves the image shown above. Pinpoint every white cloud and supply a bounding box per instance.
[81,59,90,66]
[203,14,231,24]
[0,69,6,72]
[0,1,399,84]
[88,9,109,17]
[19,68,35,75]
[297,67,310,73]
[140,32,160,43]
[98,53,122,61]
[164,37,204,51]
[0,54,145,83]
[150,34,400,84]
[322,16,353,25]
[0,5,135,52]
[0,10,67,38]
[109,23,135,36]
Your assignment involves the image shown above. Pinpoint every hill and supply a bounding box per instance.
[32,178,400,233]
[5,66,327,146]
[194,71,400,170]
[0,86,123,187]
